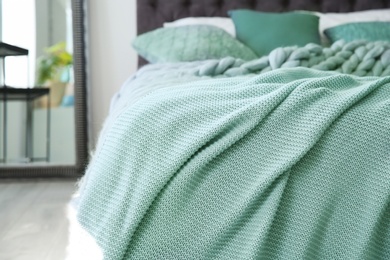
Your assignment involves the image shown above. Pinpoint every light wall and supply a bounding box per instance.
[36,0,68,59]
[87,0,138,148]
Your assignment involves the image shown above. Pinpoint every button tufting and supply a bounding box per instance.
[181,0,191,7]
[147,0,156,9]
[215,0,224,7]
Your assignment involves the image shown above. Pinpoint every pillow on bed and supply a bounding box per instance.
[132,25,257,63]
[229,10,321,56]
[324,22,390,43]
[318,9,390,33]
[317,9,390,44]
[163,17,235,36]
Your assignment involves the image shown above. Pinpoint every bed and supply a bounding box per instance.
[66,0,390,259]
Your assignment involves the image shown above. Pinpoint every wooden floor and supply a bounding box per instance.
[0,179,77,260]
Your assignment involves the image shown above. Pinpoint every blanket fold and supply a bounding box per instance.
[76,68,390,259]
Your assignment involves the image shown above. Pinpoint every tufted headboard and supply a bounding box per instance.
[137,0,390,66]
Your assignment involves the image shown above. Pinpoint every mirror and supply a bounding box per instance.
[0,0,88,178]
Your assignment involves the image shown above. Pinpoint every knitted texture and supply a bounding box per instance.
[76,68,390,259]
[110,40,390,120]
[197,40,390,77]
[132,25,257,63]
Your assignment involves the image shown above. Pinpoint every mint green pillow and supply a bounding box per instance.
[132,25,257,63]
[229,10,321,57]
[324,22,390,43]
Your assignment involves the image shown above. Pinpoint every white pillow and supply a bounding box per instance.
[317,9,390,44]
[163,17,236,37]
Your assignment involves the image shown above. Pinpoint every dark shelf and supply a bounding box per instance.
[0,42,29,57]
[0,87,49,101]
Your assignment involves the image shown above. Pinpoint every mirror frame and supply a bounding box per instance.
[0,0,89,178]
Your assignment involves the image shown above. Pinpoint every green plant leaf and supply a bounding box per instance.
[36,41,73,84]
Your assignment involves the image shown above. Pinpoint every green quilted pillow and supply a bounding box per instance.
[132,25,257,63]
[324,22,390,43]
[229,10,321,57]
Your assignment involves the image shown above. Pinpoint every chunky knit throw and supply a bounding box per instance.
[197,40,390,77]
[76,67,390,259]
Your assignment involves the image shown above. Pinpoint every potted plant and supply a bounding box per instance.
[36,41,73,107]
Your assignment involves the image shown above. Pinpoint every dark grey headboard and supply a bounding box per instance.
[137,0,390,66]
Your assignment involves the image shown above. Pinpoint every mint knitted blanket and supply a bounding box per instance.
[76,67,390,259]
